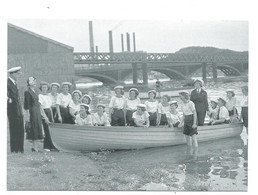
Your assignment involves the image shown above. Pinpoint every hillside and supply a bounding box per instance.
[175,46,247,54]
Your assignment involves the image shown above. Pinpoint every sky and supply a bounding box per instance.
[8,19,248,53]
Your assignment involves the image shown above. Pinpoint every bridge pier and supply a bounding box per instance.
[132,63,138,84]
[202,63,207,83]
[142,63,148,86]
[212,62,218,83]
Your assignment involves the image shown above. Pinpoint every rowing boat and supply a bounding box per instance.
[48,122,243,152]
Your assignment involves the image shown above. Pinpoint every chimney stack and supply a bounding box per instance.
[89,21,95,53]
[126,32,130,52]
[109,30,114,53]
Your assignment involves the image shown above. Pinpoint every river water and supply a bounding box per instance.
[82,81,248,191]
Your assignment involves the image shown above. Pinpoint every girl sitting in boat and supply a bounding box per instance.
[56,82,72,124]
[92,104,110,126]
[109,85,126,126]
[166,100,183,127]
[225,89,238,117]
[210,97,230,125]
[207,100,219,125]
[68,90,82,124]
[48,82,60,123]
[157,95,170,126]
[132,104,150,128]
[81,94,92,111]
[144,90,159,126]
[125,88,141,126]
[75,104,93,126]
[179,91,198,147]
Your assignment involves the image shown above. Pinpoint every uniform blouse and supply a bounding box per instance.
[92,112,109,126]
[109,96,125,109]
[218,106,230,120]
[181,101,196,115]
[132,111,150,125]
[145,100,159,113]
[166,111,182,124]
[226,97,237,111]
[75,114,93,126]
[39,94,52,109]
[56,93,72,107]
[48,92,59,107]
[125,98,141,110]
[68,100,81,115]
[240,95,248,107]
[157,103,170,114]
[209,107,219,120]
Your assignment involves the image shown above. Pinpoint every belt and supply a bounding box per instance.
[113,108,123,111]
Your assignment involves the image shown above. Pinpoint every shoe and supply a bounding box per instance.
[44,149,50,152]
[31,148,39,152]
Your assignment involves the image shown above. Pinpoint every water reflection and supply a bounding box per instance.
[97,132,247,191]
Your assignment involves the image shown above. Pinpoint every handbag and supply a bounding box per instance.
[25,121,33,140]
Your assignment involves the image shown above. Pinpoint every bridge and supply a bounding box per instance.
[74,52,248,85]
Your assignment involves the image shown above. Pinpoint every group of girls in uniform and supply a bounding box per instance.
[23,76,248,152]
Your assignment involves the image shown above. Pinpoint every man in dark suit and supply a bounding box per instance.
[190,79,209,126]
[7,66,24,153]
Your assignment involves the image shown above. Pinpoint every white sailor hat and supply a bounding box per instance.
[82,94,92,101]
[80,103,90,109]
[137,103,146,108]
[61,82,72,87]
[226,89,235,96]
[169,100,178,105]
[194,78,204,87]
[114,85,124,90]
[129,88,139,93]
[72,90,82,97]
[148,90,156,94]
[210,100,218,105]
[50,82,60,88]
[96,104,106,109]
[179,90,189,95]
[8,66,21,73]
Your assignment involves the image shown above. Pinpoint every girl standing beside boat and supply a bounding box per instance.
[240,85,248,134]
[144,90,159,126]
[125,88,141,126]
[166,100,182,127]
[56,82,72,124]
[157,95,170,126]
[48,82,60,123]
[179,91,198,147]
[39,82,56,151]
[68,90,82,124]
[132,104,150,127]
[92,104,110,126]
[24,77,44,152]
[75,104,93,126]
[109,85,126,126]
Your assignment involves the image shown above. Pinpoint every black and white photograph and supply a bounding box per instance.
[1,0,257,193]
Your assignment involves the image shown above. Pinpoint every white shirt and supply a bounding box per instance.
[218,106,230,120]
[56,93,72,107]
[75,114,93,126]
[226,97,237,111]
[157,103,170,114]
[181,101,196,115]
[132,111,150,125]
[39,94,52,109]
[48,92,59,106]
[240,95,248,107]
[166,111,182,124]
[145,100,159,113]
[208,107,219,120]
[92,112,110,126]
[68,100,81,115]
[109,96,125,109]
[125,98,141,110]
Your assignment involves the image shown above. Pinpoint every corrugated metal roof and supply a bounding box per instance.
[8,23,74,50]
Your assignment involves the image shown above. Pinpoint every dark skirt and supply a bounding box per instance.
[183,114,198,136]
[228,108,238,116]
[159,113,168,126]
[126,110,136,126]
[27,105,43,140]
[60,106,74,124]
[148,112,157,126]
[42,108,56,150]
[173,121,180,127]
[241,107,248,127]
[111,109,125,126]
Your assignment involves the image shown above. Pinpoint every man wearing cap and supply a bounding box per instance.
[7,66,24,153]
[211,98,230,125]
[190,79,209,126]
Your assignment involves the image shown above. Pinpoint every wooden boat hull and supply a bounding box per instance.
[49,123,243,152]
